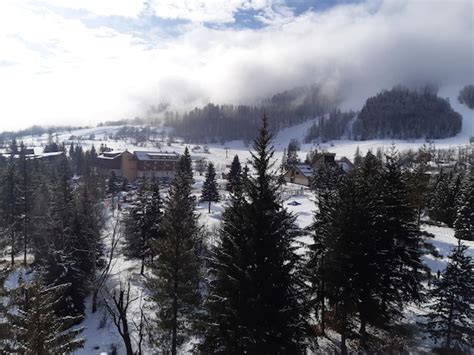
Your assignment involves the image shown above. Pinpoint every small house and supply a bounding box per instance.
[335,156,354,172]
[284,164,314,186]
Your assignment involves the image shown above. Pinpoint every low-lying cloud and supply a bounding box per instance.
[0,0,472,130]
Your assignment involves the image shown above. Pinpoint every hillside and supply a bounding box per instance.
[352,86,462,140]
[164,85,339,143]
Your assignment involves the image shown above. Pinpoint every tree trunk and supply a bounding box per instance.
[23,215,28,266]
[320,279,326,336]
[172,277,178,355]
[172,241,180,355]
[360,317,367,349]
[341,330,347,355]
[11,230,15,267]
[208,201,211,214]
[416,190,423,228]
[92,290,98,314]
[121,318,134,355]
[140,256,145,276]
[446,292,454,350]
[340,307,348,355]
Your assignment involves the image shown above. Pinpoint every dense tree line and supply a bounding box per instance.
[458,84,474,109]
[423,241,474,352]
[305,109,356,142]
[353,86,462,140]
[308,147,439,352]
[426,167,469,230]
[165,85,337,143]
[167,85,464,144]
[0,125,88,146]
[113,125,163,145]
[0,140,105,352]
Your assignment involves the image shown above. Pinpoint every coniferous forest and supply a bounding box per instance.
[352,87,463,140]
[458,85,474,109]
[163,85,465,144]
[165,86,339,143]
[0,115,472,354]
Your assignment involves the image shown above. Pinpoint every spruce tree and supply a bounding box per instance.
[124,179,163,275]
[373,148,429,325]
[309,162,373,352]
[8,277,85,354]
[201,162,219,213]
[423,241,474,352]
[71,183,104,287]
[107,170,119,195]
[226,155,242,194]
[18,142,36,267]
[200,115,306,354]
[308,149,431,351]
[38,157,89,316]
[428,169,464,227]
[454,172,473,241]
[148,152,201,355]
[0,148,21,267]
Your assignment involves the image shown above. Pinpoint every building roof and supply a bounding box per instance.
[1,149,64,160]
[134,151,180,161]
[97,152,123,160]
[295,164,314,177]
[41,152,64,158]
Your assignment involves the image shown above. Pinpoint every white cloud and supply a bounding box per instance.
[0,0,472,131]
[41,0,146,18]
[149,0,276,24]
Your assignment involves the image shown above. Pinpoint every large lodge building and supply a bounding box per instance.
[96,150,180,182]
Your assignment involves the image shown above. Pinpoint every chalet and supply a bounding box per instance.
[312,152,336,169]
[310,152,354,173]
[335,156,354,172]
[284,164,314,186]
[96,150,180,182]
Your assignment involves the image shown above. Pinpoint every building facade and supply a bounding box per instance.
[96,150,180,182]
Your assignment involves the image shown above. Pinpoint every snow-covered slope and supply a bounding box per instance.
[272,85,473,160]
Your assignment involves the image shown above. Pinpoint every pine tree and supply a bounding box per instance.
[0,148,21,267]
[309,164,371,353]
[454,172,473,241]
[354,146,362,166]
[148,152,201,355]
[18,142,34,266]
[8,277,85,354]
[179,147,194,184]
[308,149,431,351]
[428,169,464,227]
[372,148,429,326]
[71,183,104,284]
[226,155,242,194]
[201,162,219,213]
[423,241,474,352]
[124,179,163,275]
[200,115,307,354]
[38,157,88,316]
[107,170,119,195]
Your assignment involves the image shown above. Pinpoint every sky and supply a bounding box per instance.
[0,0,472,131]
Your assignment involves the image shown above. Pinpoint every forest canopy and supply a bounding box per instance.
[458,85,474,109]
[352,86,462,140]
